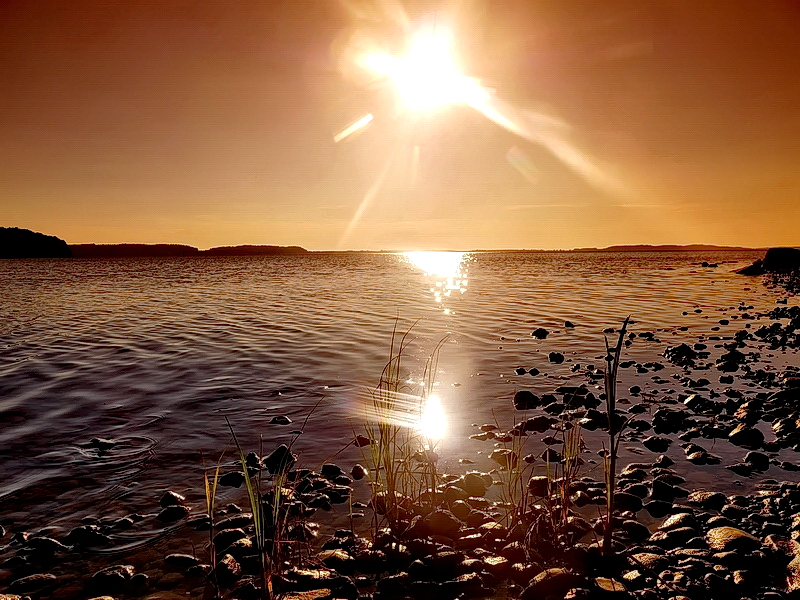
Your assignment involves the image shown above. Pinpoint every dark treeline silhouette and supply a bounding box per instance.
[70,244,309,257]
[0,227,72,258]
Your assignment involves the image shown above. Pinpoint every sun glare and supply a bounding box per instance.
[361,26,482,111]
[418,394,447,440]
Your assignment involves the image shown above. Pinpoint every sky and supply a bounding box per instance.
[2,0,800,251]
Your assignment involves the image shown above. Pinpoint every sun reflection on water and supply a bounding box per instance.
[402,251,468,312]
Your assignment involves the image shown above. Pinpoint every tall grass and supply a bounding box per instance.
[602,316,630,555]
[359,320,448,533]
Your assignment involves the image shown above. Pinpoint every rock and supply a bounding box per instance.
[744,451,770,471]
[159,491,186,508]
[521,568,585,600]
[642,436,671,453]
[614,492,643,513]
[528,476,550,497]
[90,565,135,594]
[165,553,200,569]
[351,464,367,480]
[663,344,698,367]
[423,510,462,538]
[513,391,541,410]
[687,491,726,511]
[548,352,565,364]
[728,424,764,449]
[532,328,549,339]
[705,527,761,552]
[64,525,110,547]
[215,554,243,588]
[214,528,248,552]
[736,247,800,275]
[219,470,246,487]
[319,549,355,575]
[264,444,297,474]
[490,448,517,468]
[8,573,57,594]
[270,415,292,424]
[461,472,490,497]
[157,505,189,522]
[0,227,72,258]
[320,463,343,479]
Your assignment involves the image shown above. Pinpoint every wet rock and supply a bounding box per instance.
[727,462,753,477]
[644,501,673,519]
[460,472,491,497]
[705,527,761,552]
[157,505,190,522]
[350,464,367,480]
[216,513,253,530]
[320,463,343,479]
[614,492,643,513]
[215,554,242,588]
[490,448,517,468]
[23,536,70,553]
[687,491,727,511]
[527,476,550,497]
[165,553,200,569]
[549,352,565,364]
[265,444,297,474]
[642,436,671,453]
[90,565,135,594]
[8,573,57,594]
[728,425,765,449]
[744,451,770,471]
[664,344,698,367]
[64,525,110,547]
[513,391,541,410]
[270,415,292,424]
[532,328,549,339]
[219,470,246,488]
[423,509,462,538]
[214,528,248,552]
[158,491,186,508]
[521,568,585,600]
[319,549,356,575]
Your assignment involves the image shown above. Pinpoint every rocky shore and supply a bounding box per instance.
[2,303,800,600]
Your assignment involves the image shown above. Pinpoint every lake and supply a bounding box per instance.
[1,250,797,538]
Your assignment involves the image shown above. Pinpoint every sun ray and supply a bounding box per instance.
[337,151,395,249]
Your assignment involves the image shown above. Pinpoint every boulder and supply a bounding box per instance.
[705,527,761,552]
[737,247,800,275]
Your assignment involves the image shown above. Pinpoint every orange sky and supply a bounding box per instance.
[2,0,799,250]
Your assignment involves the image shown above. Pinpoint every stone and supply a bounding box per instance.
[423,509,462,538]
[270,415,292,424]
[219,470,246,488]
[642,436,671,453]
[549,352,565,364]
[8,573,57,594]
[521,568,585,600]
[165,553,200,569]
[687,491,727,511]
[705,527,761,552]
[737,247,800,275]
[532,328,549,339]
[514,391,541,410]
[90,565,135,594]
[264,444,297,474]
[159,491,185,507]
[157,505,190,522]
[728,424,765,449]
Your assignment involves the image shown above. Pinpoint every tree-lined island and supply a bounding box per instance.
[2,228,799,272]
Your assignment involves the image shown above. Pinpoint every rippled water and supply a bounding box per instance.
[1,250,797,535]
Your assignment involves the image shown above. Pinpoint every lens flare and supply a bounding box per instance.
[361,25,483,111]
[418,394,447,440]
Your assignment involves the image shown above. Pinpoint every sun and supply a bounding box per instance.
[361,25,483,111]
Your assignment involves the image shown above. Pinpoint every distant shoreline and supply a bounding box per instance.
[69,243,768,257]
